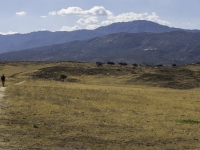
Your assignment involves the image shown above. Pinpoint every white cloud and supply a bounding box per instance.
[88,6,112,16]
[0,31,18,35]
[16,11,26,16]
[40,29,48,31]
[77,17,98,25]
[49,11,57,16]
[53,6,113,17]
[49,6,169,31]
[57,7,83,16]
[101,12,169,26]
[101,20,114,26]
[146,12,169,25]
[86,24,100,30]
[41,16,47,18]
[60,25,81,31]
[108,12,146,22]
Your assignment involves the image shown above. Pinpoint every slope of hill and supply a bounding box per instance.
[0,20,198,54]
[1,31,200,65]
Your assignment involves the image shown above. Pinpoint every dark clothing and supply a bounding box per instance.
[1,75,5,81]
[1,75,5,87]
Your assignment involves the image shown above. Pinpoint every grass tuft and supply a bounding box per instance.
[178,119,200,124]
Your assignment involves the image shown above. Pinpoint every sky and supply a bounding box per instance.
[0,0,200,34]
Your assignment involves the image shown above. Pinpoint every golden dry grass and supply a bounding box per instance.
[1,62,200,150]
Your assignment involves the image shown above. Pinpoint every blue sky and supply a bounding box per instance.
[0,0,199,34]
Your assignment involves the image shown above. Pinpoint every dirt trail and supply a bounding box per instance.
[14,81,26,85]
[0,87,6,99]
[0,81,26,149]
[0,87,8,149]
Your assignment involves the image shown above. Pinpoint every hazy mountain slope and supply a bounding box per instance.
[95,20,183,34]
[1,31,200,65]
[0,30,100,53]
[0,20,197,54]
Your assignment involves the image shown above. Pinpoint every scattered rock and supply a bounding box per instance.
[33,124,38,128]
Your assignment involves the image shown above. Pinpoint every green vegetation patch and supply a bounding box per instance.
[178,119,200,124]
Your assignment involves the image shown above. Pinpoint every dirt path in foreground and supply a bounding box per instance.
[0,81,26,149]
[0,87,6,99]
[0,87,9,149]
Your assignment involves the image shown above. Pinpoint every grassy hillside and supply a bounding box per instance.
[1,62,200,149]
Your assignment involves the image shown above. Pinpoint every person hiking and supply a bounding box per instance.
[1,74,5,87]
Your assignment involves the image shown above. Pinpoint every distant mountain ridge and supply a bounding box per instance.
[1,31,200,65]
[0,20,199,54]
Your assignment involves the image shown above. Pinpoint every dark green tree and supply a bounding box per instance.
[60,74,67,82]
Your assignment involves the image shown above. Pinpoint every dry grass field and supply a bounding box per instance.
[1,61,200,150]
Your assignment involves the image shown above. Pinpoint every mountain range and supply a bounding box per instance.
[0,20,198,54]
[0,20,200,65]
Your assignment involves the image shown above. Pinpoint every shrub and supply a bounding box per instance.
[156,64,163,67]
[119,62,127,66]
[132,63,138,67]
[178,119,200,124]
[96,62,103,67]
[60,74,67,82]
[107,62,115,65]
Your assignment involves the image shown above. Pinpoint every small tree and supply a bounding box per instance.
[172,63,177,67]
[156,64,163,67]
[132,63,138,67]
[107,62,115,65]
[96,62,103,67]
[119,62,127,66]
[60,74,67,82]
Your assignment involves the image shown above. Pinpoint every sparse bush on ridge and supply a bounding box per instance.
[96,62,103,67]
[132,63,138,67]
[107,62,115,65]
[119,62,127,66]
